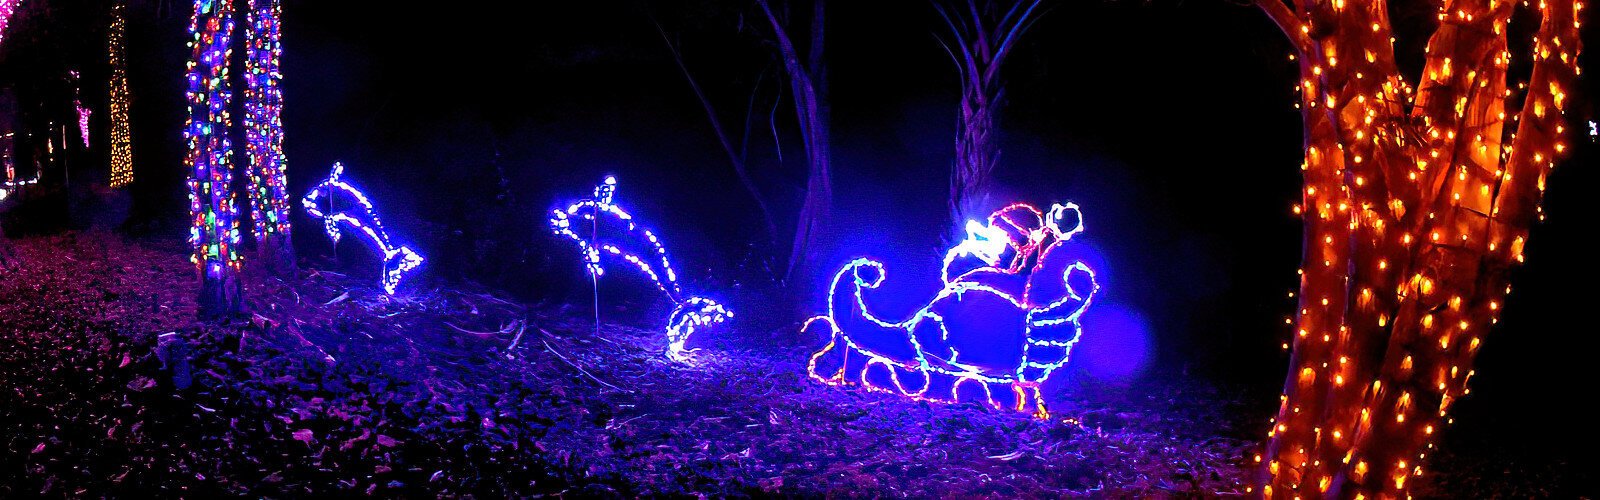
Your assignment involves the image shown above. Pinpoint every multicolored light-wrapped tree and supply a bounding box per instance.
[184,0,243,316]
[1254,0,1583,496]
[108,2,134,189]
[805,202,1098,418]
[0,0,20,48]
[243,0,293,274]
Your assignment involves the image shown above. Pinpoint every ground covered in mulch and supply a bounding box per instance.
[2,233,1264,497]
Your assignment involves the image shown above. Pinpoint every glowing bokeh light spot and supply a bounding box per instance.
[1073,303,1151,380]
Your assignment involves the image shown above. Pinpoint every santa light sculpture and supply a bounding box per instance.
[804,202,1099,418]
[302,162,424,295]
[550,176,732,361]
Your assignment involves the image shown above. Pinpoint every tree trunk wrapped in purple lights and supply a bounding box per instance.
[184,0,243,317]
[0,0,20,48]
[1253,0,1583,496]
[243,0,293,276]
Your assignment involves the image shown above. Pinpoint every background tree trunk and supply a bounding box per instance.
[1254,0,1582,497]
[0,223,15,269]
[757,0,832,284]
[934,0,1042,232]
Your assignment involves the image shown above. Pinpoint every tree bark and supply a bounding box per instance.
[935,0,1042,231]
[757,0,833,284]
[1254,0,1582,497]
[256,232,294,278]
[0,223,15,270]
[198,264,245,318]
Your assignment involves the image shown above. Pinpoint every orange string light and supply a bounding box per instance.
[1252,0,1582,496]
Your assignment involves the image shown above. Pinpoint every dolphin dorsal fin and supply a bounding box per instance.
[595,176,618,207]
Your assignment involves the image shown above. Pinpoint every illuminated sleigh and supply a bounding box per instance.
[805,202,1098,417]
[550,176,732,360]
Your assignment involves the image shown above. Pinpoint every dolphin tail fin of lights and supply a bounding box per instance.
[380,245,425,295]
[664,297,732,361]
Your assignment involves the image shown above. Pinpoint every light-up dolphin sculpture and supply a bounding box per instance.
[302,162,424,294]
[804,202,1099,418]
[550,176,732,360]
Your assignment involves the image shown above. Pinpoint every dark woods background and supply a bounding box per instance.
[3,0,1596,481]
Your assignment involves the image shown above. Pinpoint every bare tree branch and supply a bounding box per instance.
[652,19,781,249]
[1252,0,1305,50]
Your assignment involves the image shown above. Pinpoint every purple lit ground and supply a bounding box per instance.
[1,234,1263,496]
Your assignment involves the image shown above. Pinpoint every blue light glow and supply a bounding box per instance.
[1073,303,1151,380]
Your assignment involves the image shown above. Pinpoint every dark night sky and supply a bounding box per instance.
[6,0,1598,477]
[240,0,1312,384]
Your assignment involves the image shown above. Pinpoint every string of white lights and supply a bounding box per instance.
[550,176,732,360]
[302,162,424,295]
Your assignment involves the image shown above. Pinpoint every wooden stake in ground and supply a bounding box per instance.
[1252,0,1582,496]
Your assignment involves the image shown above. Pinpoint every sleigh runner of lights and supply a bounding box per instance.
[805,202,1099,418]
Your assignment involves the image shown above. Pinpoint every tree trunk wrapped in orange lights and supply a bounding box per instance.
[1253,0,1582,497]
